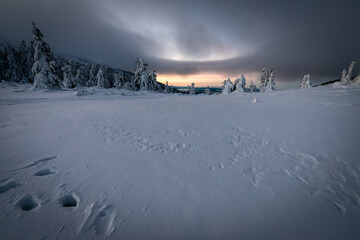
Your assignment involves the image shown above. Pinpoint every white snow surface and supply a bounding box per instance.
[0,82,360,239]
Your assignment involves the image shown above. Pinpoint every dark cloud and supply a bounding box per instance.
[1,0,359,85]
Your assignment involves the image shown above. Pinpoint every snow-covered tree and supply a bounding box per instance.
[346,59,358,82]
[265,70,275,91]
[113,71,124,89]
[300,74,312,88]
[240,74,246,90]
[149,70,159,91]
[31,22,60,89]
[75,68,86,86]
[204,86,211,95]
[164,80,170,93]
[97,68,111,88]
[341,69,347,82]
[189,83,195,95]
[86,63,98,87]
[134,58,148,90]
[18,41,33,82]
[260,68,267,92]
[4,43,21,82]
[62,64,75,88]
[222,78,233,94]
[249,81,257,92]
[0,49,5,80]
[353,71,360,84]
[140,71,150,90]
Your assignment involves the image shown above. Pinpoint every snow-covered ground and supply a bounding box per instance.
[0,82,360,239]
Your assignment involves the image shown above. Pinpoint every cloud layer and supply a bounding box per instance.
[1,0,359,85]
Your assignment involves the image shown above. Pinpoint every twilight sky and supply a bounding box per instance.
[1,0,359,87]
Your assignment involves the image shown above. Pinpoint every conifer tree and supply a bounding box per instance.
[222,78,233,94]
[31,22,60,88]
[204,86,211,95]
[189,83,196,94]
[4,43,21,82]
[260,68,267,92]
[86,63,98,87]
[113,71,124,89]
[346,59,358,82]
[265,70,275,91]
[300,74,312,88]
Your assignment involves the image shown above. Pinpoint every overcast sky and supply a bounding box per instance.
[1,0,359,86]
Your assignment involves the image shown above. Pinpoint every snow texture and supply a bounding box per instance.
[0,82,360,239]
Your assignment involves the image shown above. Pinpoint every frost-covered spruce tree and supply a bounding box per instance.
[97,68,109,88]
[249,81,256,92]
[222,78,233,94]
[341,69,347,82]
[260,68,267,92]
[75,68,86,86]
[233,78,242,92]
[4,43,21,82]
[62,64,75,88]
[300,74,312,88]
[0,48,5,80]
[265,70,275,91]
[150,71,160,91]
[353,71,360,84]
[140,71,150,90]
[240,74,246,90]
[113,71,124,89]
[133,58,149,90]
[346,59,358,82]
[189,83,196,94]
[86,63,98,87]
[31,22,60,89]
[164,80,170,93]
[18,41,34,82]
[204,86,211,95]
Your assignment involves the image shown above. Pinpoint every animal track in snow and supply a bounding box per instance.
[34,168,57,176]
[60,193,79,208]
[16,195,40,211]
[78,203,115,237]
[0,180,20,194]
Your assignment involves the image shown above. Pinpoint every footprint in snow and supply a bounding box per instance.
[16,195,40,211]
[78,203,116,237]
[34,168,57,176]
[60,193,80,208]
[0,180,20,194]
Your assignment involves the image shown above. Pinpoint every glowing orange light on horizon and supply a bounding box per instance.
[157,72,261,87]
